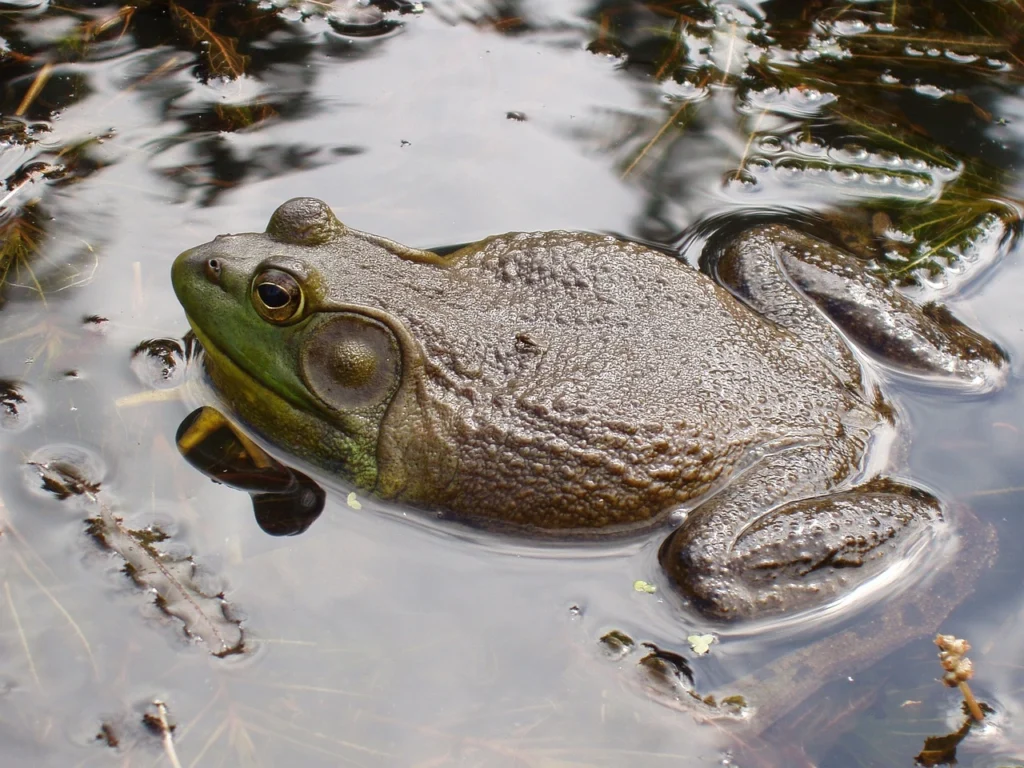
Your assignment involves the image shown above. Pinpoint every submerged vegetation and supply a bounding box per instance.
[0,1,1020,294]
[578,0,1024,285]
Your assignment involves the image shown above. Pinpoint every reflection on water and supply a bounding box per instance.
[176,406,325,536]
[1,1,1024,766]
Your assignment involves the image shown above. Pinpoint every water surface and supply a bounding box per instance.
[1,1,1024,765]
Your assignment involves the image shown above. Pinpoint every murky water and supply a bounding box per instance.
[2,1,1024,765]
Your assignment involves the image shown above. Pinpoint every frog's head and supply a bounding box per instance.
[171,198,448,495]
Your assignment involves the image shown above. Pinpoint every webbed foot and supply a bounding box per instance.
[659,478,941,620]
[711,225,1008,391]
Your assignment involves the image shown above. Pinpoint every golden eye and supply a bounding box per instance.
[252,269,304,324]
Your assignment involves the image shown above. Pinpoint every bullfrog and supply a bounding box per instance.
[171,197,1006,620]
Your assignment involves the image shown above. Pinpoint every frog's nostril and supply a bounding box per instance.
[205,258,222,284]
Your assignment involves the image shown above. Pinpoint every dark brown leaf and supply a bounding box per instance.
[170,2,248,79]
[87,504,245,657]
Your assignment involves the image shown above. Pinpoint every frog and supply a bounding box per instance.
[171,197,1007,620]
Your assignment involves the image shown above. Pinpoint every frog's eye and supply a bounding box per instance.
[252,269,303,324]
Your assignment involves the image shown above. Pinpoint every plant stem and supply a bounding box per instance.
[959,681,985,722]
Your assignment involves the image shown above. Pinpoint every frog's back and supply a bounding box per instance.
[379,231,872,532]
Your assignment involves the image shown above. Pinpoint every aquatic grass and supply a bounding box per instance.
[621,71,712,179]
[0,210,46,305]
[591,0,1024,285]
[12,547,100,678]
[169,2,251,80]
[3,480,101,691]
[3,580,41,689]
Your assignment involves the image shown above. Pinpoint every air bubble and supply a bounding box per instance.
[776,159,803,180]
[662,79,709,103]
[914,83,949,99]
[840,144,867,162]
[833,168,862,184]
[875,151,901,168]
[793,136,826,156]
[896,176,928,192]
[832,19,869,35]
[945,51,979,64]
[724,169,759,191]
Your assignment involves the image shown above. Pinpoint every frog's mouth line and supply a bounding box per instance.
[184,318,302,418]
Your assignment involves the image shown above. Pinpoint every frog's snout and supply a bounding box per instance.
[172,248,226,298]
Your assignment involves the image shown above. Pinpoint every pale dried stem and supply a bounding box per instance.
[15,63,53,117]
[154,701,184,768]
[4,581,40,688]
[959,681,985,722]
[13,550,98,677]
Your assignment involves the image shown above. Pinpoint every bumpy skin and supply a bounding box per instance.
[172,198,1007,619]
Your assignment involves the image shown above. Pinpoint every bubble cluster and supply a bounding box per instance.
[830,19,870,36]
[728,130,952,201]
[741,86,838,117]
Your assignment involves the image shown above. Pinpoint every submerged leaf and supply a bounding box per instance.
[87,504,245,657]
[29,459,101,500]
[916,717,972,766]
[170,2,249,79]
[31,438,249,658]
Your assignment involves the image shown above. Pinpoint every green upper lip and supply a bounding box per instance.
[185,317,292,409]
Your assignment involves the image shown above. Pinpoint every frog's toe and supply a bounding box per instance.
[913,302,1009,391]
[658,530,759,620]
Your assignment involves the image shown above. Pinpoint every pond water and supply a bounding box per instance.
[1,1,1024,765]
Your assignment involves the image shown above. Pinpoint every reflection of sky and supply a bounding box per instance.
[237,15,645,244]
[915,206,1024,762]
[893,89,1024,761]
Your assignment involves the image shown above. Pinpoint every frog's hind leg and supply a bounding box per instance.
[657,449,942,620]
[708,224,1008,391]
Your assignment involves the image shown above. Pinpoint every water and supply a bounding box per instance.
[1,1,1023,765]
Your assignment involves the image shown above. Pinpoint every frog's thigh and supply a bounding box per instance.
[713,224,1007,387]
[659,478,940,620]
[711,225,862,389]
